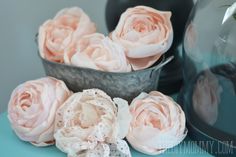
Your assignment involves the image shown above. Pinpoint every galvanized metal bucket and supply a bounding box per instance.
[39,55,173,102]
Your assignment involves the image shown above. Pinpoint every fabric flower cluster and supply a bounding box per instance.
[38,6,173,72]
[8,77,187,156]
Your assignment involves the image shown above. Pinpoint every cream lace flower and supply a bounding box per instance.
[54,89,132,157]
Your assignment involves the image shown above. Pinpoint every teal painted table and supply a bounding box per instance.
[0,112,212,157]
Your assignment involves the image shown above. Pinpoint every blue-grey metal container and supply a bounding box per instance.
[39,55,171,102]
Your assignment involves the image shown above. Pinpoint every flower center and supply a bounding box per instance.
[19,92,32,111]
[133,22,148,33]
[79,103,102,128]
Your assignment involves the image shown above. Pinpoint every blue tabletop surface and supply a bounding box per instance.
[0,112,212,157]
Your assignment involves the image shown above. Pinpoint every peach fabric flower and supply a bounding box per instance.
[8,77,72,146]
[110,6,173,70]
[127,91,187,155]
[38,7,96,63]
[54,89,132,157]
[192,71,222,125]
[64,33,131,72]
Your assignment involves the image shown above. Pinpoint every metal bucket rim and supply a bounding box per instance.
[38,51,165,75]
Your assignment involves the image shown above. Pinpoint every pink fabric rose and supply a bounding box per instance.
[192,71,222,125]
[64,33,131,72]
[54,89,132,157]
[38,7,96,63]
[110,6,173,70]
[127,91,187,155]
[8,77,72,146]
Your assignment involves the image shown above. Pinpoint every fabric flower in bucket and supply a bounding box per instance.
[64,33,131,72]
[110,6,173,71]
[38,7,96,63]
